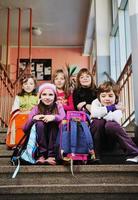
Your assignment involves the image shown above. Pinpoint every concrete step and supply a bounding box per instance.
[0,133,6,144]
[0,142,130,164]
[0,183,138,195]
[0,127,138,199]
[0,165,138,185]
[0,128,7,133]
[0,157,11,165]
[0,144,13,157]
[0,191,138,200]
[0,147,126,165]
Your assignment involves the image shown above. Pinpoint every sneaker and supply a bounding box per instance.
[126,155,138,163]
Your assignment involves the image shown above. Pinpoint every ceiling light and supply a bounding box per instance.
[32,27,42,36]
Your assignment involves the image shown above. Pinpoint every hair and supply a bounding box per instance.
[76,68,96,90]
[38,93,58,114]
[97,81,120,104]
[52,69,69,97]
[18,75,37,96]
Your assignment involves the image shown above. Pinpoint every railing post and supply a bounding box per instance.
[6,8,10,72]
[17,8,22,79]
[28,8,32,75]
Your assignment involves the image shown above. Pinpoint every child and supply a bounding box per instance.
[23,83,66,165]
[53,69,74,112]
[90,81,138,163]
[73,68,97,113]
[6,75,38,148]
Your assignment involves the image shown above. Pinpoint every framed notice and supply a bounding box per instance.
[19,58,52,80]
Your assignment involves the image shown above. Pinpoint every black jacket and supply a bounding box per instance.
[73,87,97,110]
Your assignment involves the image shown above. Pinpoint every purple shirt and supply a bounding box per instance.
[106,104,116,112]
[23,102,65,133]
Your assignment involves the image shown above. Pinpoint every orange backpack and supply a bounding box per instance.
[6,111,28,148]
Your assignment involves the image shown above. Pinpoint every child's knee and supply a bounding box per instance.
[35,121,45,128]
[105,121,120,133]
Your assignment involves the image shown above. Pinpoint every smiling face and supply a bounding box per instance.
[54,72,66,90]
[79,72,92,88]
[99,90,116,106]
[40,88,55,105]
[22,78,35,93]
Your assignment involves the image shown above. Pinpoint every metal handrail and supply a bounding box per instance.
[0,63,21,127]
[95,55,134,126]
[13,63,31,85]
[103,71,116,84]
[117,55,134,126]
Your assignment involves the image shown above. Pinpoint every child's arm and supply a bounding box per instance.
[63,94,75,111]
[55,103,66,121]
[42,103,66,122]
[23,106,38,133]
[115,102,125,112]
[91,99,108,118]
[103,110,123,124]
[41,103,66,123]
[11,96,20,113]
[73,89,81,110]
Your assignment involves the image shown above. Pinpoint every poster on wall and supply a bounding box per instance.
[19,59,52,80]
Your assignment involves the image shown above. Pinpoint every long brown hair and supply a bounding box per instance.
[76,68,96,90]
[52,69,69,97]
[18,75,37,96]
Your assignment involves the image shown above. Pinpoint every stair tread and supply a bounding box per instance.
[0,128,7,133]
[0,134,6,143]
[0,183,138,194]
[0,165,138,173]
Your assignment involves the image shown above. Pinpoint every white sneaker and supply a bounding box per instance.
[126,155,138,163]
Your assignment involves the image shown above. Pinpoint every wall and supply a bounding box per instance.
[9,47,89,81]
[95,0,112,84]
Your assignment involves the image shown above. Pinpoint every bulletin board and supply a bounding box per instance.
[19,58,52,80]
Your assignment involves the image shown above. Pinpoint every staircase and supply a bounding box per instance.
[0,128,138,200]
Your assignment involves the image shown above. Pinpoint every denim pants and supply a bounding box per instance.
[90,119,138,158]
[35,121,59,158]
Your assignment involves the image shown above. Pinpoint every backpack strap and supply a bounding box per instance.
[80,121,94,151]
[12,159,20,178]
[11,133,28,163]
[70,120,78,154]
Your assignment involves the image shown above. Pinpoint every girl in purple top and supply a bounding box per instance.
[23,83,65,165]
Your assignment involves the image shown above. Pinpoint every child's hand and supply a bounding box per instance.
[116,103,125,112]
[42,115,55,123]
[57,99,67,105]
[77,102,86,111]
[33,115,45,121]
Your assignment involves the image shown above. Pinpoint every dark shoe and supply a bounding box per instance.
[87,157,102,164]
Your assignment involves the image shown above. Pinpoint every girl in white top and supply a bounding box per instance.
[90,81,138,163]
